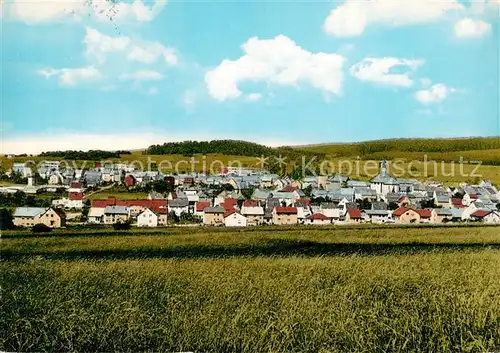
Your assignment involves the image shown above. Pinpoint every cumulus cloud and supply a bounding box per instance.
[37,66,102,86]
[84,27,177,66]
[415,83,455,104]
[323,0,463,37]
[454,18,491,38]
[119,70,164,81]
[7,0,166,24]
[349,57,424,87]
[205,35,345,101]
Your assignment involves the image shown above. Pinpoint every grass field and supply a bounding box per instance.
[2,226,500,352]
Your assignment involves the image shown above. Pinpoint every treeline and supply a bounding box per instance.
[299,137,500,157]
[39,150,132,160]
[144,140,325,160]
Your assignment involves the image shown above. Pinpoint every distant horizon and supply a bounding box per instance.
[2,135,499,156]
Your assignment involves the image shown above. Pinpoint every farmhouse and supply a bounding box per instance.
[273,207,298,225]
[306,213,330,225]
[224,210,247,227]
[203,206,225,226]
[137,208,168,227]
[240,200,264,226]
[13,207,65,228]
[392,207,421,224]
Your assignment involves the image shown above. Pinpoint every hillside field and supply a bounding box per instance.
[2,226,500,352]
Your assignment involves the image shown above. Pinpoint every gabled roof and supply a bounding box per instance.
[295,198,311,205]
[471,210,492,218]
[204,206,225,214]
[70,182,82,188]
[69,192,83,201]
[347,208,362,219]
[243,200,259,207]
[196,201,211,212]
[168,199,189,208]
[13,207,48,218]
[275,207,297,214]
[104,205,128,215]
[307,213,329,220]
[417,209,433,218]
[392,206,415,217]
[224,209,243,218]
[280,184,297,192]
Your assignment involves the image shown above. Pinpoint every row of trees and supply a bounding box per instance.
[39,150,131,160]
[0,191,52,208]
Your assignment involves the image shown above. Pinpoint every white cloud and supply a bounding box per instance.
[323,0,463,36]
[415,83,455,104]
[84,27,177,66]
[7,0,166,24]
[454,18,491,38]
[349,57,424,87]
[205,35,345,101]
[246,93,262,102]
[37,66,102,86]
[84,27,131,64]
[119,70,164,81]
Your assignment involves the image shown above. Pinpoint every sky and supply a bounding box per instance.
[1,0,499,154]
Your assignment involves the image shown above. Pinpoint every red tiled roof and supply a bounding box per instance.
[398,196,408,202]
[196,201,210,212]
[243,200,259,207]
[70,182,82,189]
[418,209,432,218]
[152,206,169,215]
[471,210,491,218]
[392,206,411,217]
[275,207,297,214]
[69,192,83,201]
[224,209,239,217]
[221,198,238,211]
[470,193,478,199]
[450,198,465,208]
[307,213,329,220]
[347,208,362,219]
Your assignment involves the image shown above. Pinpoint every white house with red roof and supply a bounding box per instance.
[137,207,168,227]
[305,213,330,225]
[470,210,500,224]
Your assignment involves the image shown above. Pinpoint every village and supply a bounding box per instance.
[3,159,500,230]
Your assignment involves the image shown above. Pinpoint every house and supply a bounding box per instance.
[88,207,105,224]
[137,207,168,227]
[392,207,421,224]
[306,213,330,225]
[436,208,454,223]
[13,207,65,228]
[68,192,84,209]
[224,210,247,227]
[417,209,437,224]
[48,172,63,185]
[320,203,344,222]
[195,201,211,217]
[69,182,83,193]
[345,208,363,224]
[240,200,264,226]
[364,202,392,224]
[203,206,225,226]
[168,198,190,217]
[470,210,500,224]
[272,207,298,225]
[103,205,129,224]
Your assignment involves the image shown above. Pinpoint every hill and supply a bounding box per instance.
[295,137,500,165]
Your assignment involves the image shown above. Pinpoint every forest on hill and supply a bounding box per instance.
[143,140,325,160]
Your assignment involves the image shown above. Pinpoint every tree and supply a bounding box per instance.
[0,209,14,230]
[241,188,254,200]
[388,202,399,210]
[168,211,180,223]
[113,221,131,230]
[303,185,313,198]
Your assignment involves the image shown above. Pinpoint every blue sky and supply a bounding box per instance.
[1,0,499,153]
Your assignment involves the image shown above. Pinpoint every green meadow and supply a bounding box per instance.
[2,226,500,352]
